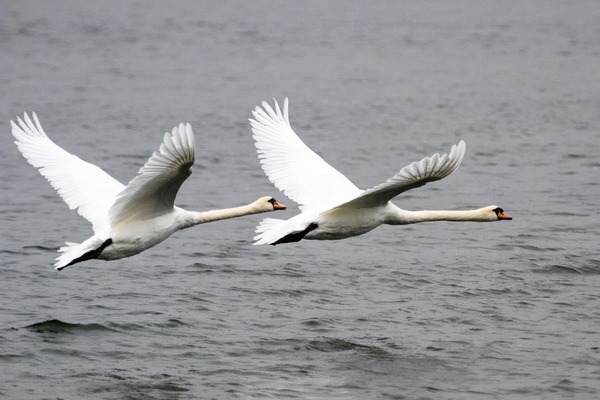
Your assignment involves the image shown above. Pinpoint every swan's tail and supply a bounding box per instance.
[253,218,288,245]
[55,236,111,270]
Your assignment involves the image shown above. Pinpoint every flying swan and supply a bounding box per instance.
[11,114,286,270]
[249,98,511,245]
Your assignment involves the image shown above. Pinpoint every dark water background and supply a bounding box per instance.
[1,1,599,398]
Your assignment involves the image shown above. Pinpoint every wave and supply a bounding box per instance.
[22,245,57,251]
[305,337,390,356]
[533,257,600,275]
[23,319,116,334]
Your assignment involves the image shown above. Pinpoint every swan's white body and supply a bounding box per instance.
[249,98,511,245]
[11,114,285,270]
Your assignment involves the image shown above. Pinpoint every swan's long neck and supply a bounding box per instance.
[178,203,266,229]
[387,207,494,225]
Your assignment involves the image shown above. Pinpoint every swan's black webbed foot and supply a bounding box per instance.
[272,223,318,245]
[57,238,113,271]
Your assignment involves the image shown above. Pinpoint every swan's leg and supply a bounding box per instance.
[272,223,318,245]
[57,239,113,271]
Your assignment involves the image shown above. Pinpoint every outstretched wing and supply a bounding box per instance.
[11,113,125,233]
[250,98,361,211]
[330,141,466,210]
[109,123,195,227]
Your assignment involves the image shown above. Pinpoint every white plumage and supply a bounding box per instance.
[11,114,285,270]
[249,98,511,245]
[12,113,124,233]
[252,99,361,211]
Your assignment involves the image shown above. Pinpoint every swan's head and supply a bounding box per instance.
[485,205,512,221]
[256,196,287,212]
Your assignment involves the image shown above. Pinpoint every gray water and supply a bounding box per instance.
[1,1,599,399]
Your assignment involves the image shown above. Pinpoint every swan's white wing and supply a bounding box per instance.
[250,98,361,211]
[109,123,195,227]
[330,141,466,210]
[11,113,125,233]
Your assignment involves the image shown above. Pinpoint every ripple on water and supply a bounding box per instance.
[304,337,391,356]
[24,319,116,334]
[532,257,600,275]
[81,372,191,399]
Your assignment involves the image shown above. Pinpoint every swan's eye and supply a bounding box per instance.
[493,207,503,215]
[268,198,276,205]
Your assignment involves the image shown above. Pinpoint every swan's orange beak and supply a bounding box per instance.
[497,211,512,220]
[273,201,286,210]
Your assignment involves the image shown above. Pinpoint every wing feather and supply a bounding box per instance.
[108,123,195,226]
[331,141,466,210]
[11,113,124,233]
[250,98,361,211]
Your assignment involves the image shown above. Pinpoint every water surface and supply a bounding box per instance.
[1,1,599,399]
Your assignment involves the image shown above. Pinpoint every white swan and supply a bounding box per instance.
[11,113,286,270]
[249,98,511,245]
